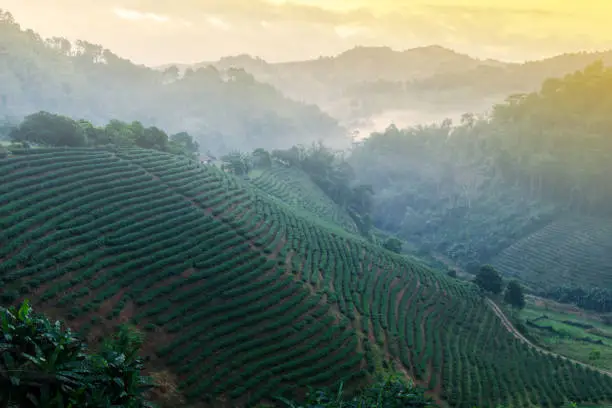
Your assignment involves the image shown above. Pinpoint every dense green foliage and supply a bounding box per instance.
[539,287,612,314]
[1,147,611,407]
[504,281,526,309]
[0,10,342,153]
[283,375,435,408]
[474,265,503,295]
[350,63,612,284]
[383,238,403,254]
[0,300,152,407]
[7,111,199,157]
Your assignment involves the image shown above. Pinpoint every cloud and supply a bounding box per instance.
[206,16,232,30]
[112,7,170,23]
[334,25,370,39]
[5,0,612,65]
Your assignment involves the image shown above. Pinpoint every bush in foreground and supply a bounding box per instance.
[278,375,436,408]
[0,300,153,407]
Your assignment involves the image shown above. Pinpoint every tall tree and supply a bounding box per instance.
[474,265,503,294]
[9,111,86,146]
[504,280,526,309]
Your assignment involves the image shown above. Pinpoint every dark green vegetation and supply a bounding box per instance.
[504,282,526,310]
[474,266,503,295]
[8,111,199,157]
[286,375,435,408]
[1,300,152,407]
[350,63,612,298]
[2,147,612,407]
[0,10,341,153]
[269,144,374,238]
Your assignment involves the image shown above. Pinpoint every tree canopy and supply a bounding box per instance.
[0,11,343,154]
[10,111,87,147]
[8,111,199,158]
[349,62,612,270]
[474,265,503,294]
[504,281,526,309]
[272,143,374,238]
[383,238,403,254]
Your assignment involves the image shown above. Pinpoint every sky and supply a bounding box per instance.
[1,0,612,66]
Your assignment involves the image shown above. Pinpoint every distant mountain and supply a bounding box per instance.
[0,12,344,154]
[160,47,612,132]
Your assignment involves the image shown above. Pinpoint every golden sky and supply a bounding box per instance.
[1,0,611,65]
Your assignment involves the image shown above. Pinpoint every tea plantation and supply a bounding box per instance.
[492,217,612,291]
[1,147,612,407]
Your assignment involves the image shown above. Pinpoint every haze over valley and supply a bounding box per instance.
[2,3,612,408]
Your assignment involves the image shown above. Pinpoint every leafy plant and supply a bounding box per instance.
[278,375,436,408]
[0,300,153,407]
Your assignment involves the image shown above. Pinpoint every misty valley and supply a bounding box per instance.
[2,7,612,408]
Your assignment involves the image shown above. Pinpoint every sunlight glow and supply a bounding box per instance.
[112,8,169,23]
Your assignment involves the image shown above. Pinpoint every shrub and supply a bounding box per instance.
[0,300,153,407]
[278,375,436,408]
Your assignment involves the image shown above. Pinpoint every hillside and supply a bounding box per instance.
[162,46,612,132]
[249,162,359,234]
[492,217,612,292]
[2,147,612,407]
[0,11,342,153]
[160,45,503,128]
[350,62,612,281]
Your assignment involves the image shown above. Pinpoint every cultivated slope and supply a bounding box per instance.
[250,163,358,234]
[1,148,612,407]
[492,216,612,291]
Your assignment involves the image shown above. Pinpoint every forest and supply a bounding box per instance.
[3,5,612,408]
[349,62,612,271]
[0,10,342,154]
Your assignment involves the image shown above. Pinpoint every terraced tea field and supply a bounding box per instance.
[1,147,612,407]
[250,163,358,234]
[492,217,612,291]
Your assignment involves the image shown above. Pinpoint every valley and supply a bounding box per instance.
[2,6,612,408]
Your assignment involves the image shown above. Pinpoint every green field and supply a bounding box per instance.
[492,217,612,291]
[2,147,612,407]
[519,299,612,372]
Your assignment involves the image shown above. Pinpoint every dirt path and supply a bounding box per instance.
[431,251,612,378]
[485,298,612,378]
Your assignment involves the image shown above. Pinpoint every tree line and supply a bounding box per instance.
[0,10,343,154]
[219,143,375,239]
[6,111,200,158]
[349,62,612,269]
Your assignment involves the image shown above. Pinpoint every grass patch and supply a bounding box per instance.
[520,299,612,370]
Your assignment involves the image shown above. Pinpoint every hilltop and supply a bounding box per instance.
[350,62,612,298]
[1,147,612,407]
[161,45,612,129]
[0,10,342,153]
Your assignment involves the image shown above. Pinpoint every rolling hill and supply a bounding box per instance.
[0,12,343,153]
[249,162,359,234]
[2,147,612,407]
[161,46,612,131]
[492,217,612,291]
